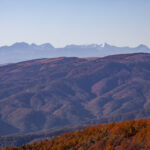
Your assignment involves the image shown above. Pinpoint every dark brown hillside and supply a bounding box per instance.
[1,53,150,136]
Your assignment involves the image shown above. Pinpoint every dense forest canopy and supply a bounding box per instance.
[3,119,150,150]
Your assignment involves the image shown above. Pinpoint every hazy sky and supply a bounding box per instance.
[0,0,150,47]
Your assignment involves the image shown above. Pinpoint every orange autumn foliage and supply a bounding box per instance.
[3,119,150,150]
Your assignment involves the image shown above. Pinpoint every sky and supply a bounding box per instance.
[0,0,150,47]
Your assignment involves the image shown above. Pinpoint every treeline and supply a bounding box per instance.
[3,119,150,150]
[0,124,86,148]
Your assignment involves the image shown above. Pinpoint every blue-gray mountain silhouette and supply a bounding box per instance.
[0,42,149,64]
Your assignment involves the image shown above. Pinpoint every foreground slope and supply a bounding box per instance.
[1,53,150,135]
[3,119,150,150]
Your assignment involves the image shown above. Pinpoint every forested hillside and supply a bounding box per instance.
[1,53,150,136]
[3,119,150,150]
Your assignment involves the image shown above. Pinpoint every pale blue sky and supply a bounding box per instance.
[0,0,150,47]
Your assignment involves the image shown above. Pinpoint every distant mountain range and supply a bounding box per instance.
[1,53,150,136]
[0,42,150,64]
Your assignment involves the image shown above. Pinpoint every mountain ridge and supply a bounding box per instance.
[1,42,149,49]
[0,42,150,64]
[1,53,150,136]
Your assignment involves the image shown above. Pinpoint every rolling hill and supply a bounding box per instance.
[1,53,150,136]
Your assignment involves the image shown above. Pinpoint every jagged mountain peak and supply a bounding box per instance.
[100,42,110,48]
[136,44,149,49]
[39,43,54,49]
[12,42,30,48]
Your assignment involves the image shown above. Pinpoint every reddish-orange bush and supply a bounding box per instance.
[3,119,150,150]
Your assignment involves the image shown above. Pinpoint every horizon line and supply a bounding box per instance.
[0,42,149,49]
